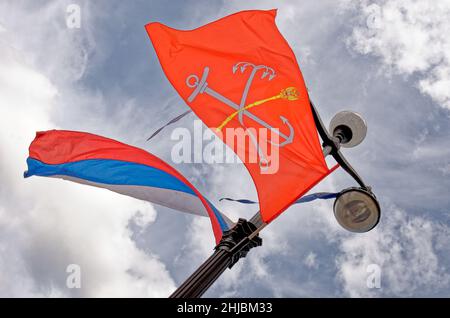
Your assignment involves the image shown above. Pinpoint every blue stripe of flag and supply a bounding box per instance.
[25,157,229,231]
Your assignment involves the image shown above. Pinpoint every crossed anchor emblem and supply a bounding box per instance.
[186,62,297,170]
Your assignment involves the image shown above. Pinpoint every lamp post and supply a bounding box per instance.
[170,102,381,298]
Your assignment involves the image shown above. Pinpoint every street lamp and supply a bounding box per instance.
[170,101,381,298]
[329,110,367,148]
[327,110,381,233]
[334,187,380,233]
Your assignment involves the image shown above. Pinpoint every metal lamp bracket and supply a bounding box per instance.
[310,101,371,192]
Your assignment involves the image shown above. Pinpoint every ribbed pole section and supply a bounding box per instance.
[169,249,231,298]
[170,219,262,298]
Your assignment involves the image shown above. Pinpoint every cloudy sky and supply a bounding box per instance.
[0,0,449,297]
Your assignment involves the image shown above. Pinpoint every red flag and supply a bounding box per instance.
[146,9,333,223]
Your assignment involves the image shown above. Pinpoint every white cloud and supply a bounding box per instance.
[336,204,450,297]
[0,3,175,297]
[345,0,450,109]
[0,1,95,83]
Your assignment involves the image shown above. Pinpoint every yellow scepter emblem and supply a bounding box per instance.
[216,87,299,131]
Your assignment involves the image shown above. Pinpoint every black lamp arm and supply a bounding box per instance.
[309,100,370,191]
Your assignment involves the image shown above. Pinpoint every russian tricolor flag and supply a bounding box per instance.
[24,130,232,243]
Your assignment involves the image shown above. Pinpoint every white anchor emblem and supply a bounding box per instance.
[186,62,297,170]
